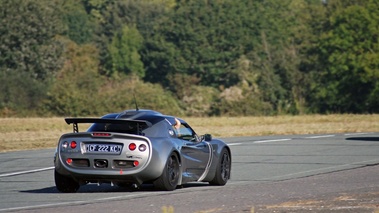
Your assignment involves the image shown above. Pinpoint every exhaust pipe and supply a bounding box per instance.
[94,159,108,168]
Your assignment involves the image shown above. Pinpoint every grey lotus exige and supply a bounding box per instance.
[54,109,231,192]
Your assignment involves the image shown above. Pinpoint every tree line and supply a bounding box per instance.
[0,0,378,117]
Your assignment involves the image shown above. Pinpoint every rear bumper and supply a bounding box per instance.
[54,151,163,184]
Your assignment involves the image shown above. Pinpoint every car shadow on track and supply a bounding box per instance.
[20,183,210,194]
[20,186,59,194]
[346,137,379,142]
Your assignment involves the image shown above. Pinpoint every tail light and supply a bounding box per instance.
[133,161,139,167]
[66,158,73,164]
[70,141,77,149]
[129,143,136,151]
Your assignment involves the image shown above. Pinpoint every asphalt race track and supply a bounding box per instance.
[1,133,379,213]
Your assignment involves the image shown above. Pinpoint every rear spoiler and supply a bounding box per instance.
[65,118,152,133]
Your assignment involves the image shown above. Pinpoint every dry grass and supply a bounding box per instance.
[186,114,379,137]
[0,114,378,152]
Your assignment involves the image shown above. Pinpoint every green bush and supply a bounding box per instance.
[42,40,103,116]
[210,86,274,116]
[97,77,183,116]
[0,69,49,116]
[42,39,183,116]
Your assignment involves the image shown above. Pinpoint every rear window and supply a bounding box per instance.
[88,122,149,135]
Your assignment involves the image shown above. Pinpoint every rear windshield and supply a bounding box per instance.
[87,122,149,135]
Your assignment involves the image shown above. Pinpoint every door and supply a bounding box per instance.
[177,124,211,180]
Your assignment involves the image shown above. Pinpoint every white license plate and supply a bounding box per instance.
[85,144,122,154]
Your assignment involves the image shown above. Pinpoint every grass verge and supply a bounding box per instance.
[0,114,378,152]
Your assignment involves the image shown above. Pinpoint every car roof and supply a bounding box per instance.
[115,109,184,126]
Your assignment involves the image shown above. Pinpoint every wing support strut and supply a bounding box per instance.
[73,123,78,133]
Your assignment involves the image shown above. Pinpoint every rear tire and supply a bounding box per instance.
[154,153,180,191]
[209,148,231,185]
[54,170,80,193]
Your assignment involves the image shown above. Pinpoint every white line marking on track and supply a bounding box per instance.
[228,143,242,146]
[344,132,372,136]
[260,158,379,180]
[227,158,379,185]
[305,135,335,139]
[0,167,54,178]
[254,138,291,144]
[0,201,89,212]
[0,189,189,212]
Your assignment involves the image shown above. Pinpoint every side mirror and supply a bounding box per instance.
[203,134,212,141]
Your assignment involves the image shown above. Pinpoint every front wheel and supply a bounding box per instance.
[209,148,231,185]
[54,170,80,193]
[154,153,180,191]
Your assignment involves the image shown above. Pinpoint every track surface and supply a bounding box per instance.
[1,133,379,212]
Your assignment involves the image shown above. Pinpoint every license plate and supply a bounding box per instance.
[85,144,122,154]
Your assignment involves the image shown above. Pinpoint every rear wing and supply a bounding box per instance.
[65,118,152,133]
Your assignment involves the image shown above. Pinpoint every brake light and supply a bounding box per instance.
[70,141,77,149]
[129,143,136,151]
[92,132,111,137]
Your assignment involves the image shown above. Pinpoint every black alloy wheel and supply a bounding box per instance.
[154,153,180,191]
[210,148,231,185]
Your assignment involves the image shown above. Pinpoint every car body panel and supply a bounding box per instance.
[54,109,231,190]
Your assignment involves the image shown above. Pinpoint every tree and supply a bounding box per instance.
[62,0,96,44]
[83,0,168,77]
[142,0,315,115]
[108,25,145,78]
[143,0,258,88]
[0,69,48,116]
[0,0,66,81]
[43,40,104,116]
[309,0,379,113]
[0,0,66,115]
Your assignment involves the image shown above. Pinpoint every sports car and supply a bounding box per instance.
[54,109,231,192]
